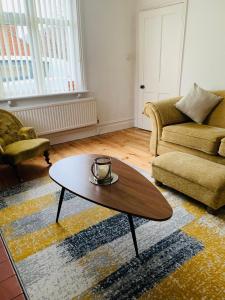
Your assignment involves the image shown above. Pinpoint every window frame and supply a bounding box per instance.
[0,0,86,100]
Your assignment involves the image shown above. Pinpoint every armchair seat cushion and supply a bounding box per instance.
[3,138,50,165]
[161,122,225,155]
[219,138,225,157]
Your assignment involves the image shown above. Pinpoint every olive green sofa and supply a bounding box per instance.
[0,109,51,181]
[144,90,225,165]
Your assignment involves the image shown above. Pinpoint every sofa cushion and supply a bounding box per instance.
[205,92,225,128]
[175,83,222,124]
[3,138,50,165]
[219,138,225,157]
[161,122,225,155]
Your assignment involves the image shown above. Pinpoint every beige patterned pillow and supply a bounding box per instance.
[175,83,222,123]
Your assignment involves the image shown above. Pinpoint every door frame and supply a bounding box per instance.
[135,0,188,129]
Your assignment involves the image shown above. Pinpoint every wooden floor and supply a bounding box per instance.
[0,128,153,189]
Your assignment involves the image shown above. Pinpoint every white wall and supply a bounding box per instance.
[81,0,136,131]
[137,0,225,97]
[0,0,137,144]
[2,0,224,141]
[180,0,225,94]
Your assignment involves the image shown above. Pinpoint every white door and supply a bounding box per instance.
[138,3,185,130]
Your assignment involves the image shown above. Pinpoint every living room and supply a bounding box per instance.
[0,0,225,299]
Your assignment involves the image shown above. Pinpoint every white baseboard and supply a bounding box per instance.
[41,126,98,145]
[41,118,134,145]
[98,118,134,135]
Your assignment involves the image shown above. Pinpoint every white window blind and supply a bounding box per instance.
[0,0,85,99]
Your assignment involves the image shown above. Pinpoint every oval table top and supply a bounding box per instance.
[49,154,172,221]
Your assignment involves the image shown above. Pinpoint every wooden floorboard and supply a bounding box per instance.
[0,128,152,189]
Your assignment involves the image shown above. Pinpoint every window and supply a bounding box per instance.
[0,0,85,99]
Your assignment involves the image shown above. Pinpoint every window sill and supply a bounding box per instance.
[0,90,89,103]
[8,96,95,112]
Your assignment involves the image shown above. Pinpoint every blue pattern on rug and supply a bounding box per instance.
[60,213,148,262]
[91,230,204,299]
[5,191,93,239]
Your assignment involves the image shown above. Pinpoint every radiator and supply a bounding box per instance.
[12,98,97,135]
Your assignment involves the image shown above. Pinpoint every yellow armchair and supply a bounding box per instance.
[0,109,51,181]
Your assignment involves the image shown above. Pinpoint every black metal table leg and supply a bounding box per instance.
[10,164,22,182]
[127,214,139,258]
[56,187,65,222]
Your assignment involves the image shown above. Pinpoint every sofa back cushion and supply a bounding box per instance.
[205,91,225,128]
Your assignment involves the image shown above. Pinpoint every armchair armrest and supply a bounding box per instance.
[18,127,37,140]
[144,97,189,155]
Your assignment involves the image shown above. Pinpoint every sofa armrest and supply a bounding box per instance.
[144,97,189,126]
[0,138,4,163]
[143,97,189,155]
[18,127,37,140]
[0,137,5,154]
[0,145,4,154]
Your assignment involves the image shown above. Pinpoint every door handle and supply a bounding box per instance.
[140,85,145,89]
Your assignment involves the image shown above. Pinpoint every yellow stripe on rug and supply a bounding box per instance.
[8,206,118,262]
[0,194,56,226]
[139,220,225,300]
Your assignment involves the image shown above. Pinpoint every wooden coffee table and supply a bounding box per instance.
[49,154,172,257]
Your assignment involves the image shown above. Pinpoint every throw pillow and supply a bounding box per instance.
[175,83,222,123]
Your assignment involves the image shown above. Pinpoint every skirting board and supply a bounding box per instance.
[41,118,134,145]
[98,118,134,135]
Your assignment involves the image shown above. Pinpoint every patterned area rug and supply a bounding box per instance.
[0,167,225,299]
